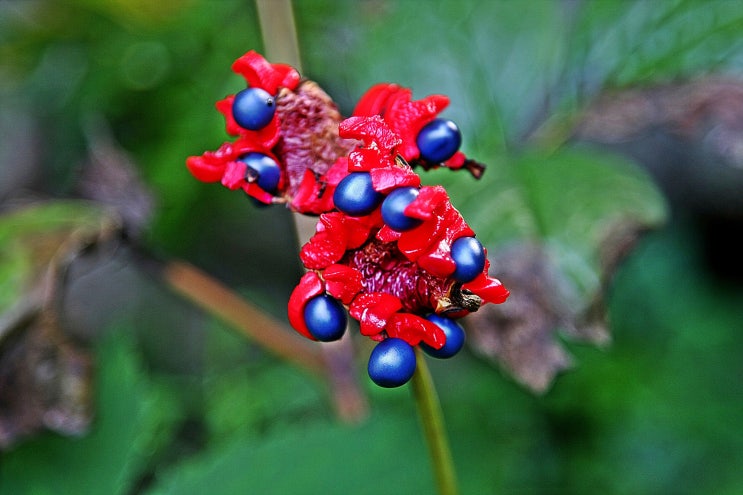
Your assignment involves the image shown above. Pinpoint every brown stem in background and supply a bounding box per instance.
[162,260,326,375]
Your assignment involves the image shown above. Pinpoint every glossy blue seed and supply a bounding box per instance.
[421,314,466,359]
[239,152,281,193]
[367,338,417,388]
[416,118,462,163]
[333,172,384,216]
[451,236,486,283]
[232,87,276,131]
[381,186,422,231]
[304,294,347,342]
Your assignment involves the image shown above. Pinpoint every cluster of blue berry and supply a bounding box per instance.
[187,52,509,388]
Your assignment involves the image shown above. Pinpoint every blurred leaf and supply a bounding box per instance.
[148,412,433,495]
[573,78,743,217]
[201,321,328,444]
[0,330,182,494]
[0,304,94,449]
[540,225,743,495]
[448,148,667,392]
[0,201,122,447]
[571,0,743,87]
[77,114,155,237]
[0,201,117,316]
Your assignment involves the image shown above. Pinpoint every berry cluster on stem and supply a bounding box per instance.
[186,51,509,387]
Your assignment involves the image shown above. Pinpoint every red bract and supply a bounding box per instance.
[354,83,486,178]
[291,157,349,215]
[349,293,403,339]
[216,95,281,145]
[386,313,446,349]
[339,114,402,151]
[462,261,510,305]
[231,50,301,95]
[300,211,381,269]
[323,264,364,305]
[287,271,325,341]
[186,137,287,204]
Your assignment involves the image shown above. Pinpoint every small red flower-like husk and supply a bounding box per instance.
[376,185,474,278]
[216,95,281,146]
[300,210,381,270]
[462,260,510,304]
[323,264,364,305]
[353,84,487,179]
[186,136,275,184]
[288,115,508,349]
[352,85,449,162]
[287,271,325,341]
[339,115,402,151]
[215,51,299,143]
[352,83,403,116]
[231,50,301,95]
[188,51,358,213]
[290,157,349,214]
[386,313,446,349]
[347,292,446,350]
[349,292,403,340]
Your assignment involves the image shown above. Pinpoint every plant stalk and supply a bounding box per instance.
[411,347,459,495]
[255,0,368,424]
[162,260,326,375]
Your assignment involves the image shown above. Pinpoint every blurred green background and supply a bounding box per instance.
[1,0,743,493]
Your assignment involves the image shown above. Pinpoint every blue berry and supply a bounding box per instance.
[239,153,281,193]
[232,87,276,131]
[381,187,422,231]
[367,338,417,388]
[451,236,486,283]
[421,314,465,359]
[416,118,462,163]
[333,172,384,216]
[304,294,347,342]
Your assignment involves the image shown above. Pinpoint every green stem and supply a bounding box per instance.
[411,347,459,495]
[255,0,303,70]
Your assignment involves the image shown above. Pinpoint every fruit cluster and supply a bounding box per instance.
[186,51,509,387]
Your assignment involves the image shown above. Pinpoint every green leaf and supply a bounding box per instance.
[572,0,743,86]
[0,201,116,315]
[147,413,433,495]
[450,147,666,302]
[0,330,181,495]
[439,147,667,391]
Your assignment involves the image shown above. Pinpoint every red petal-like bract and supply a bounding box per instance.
[387,313,446,349]
[352,83,402,116]
[231,50,301,94]
[353,85,447,159]
[353,83,486,177]
[463,272,510,304]
[323,264,364,305]
[339,115,401,151]
[287,272,325,341]
[350,292,403,339]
